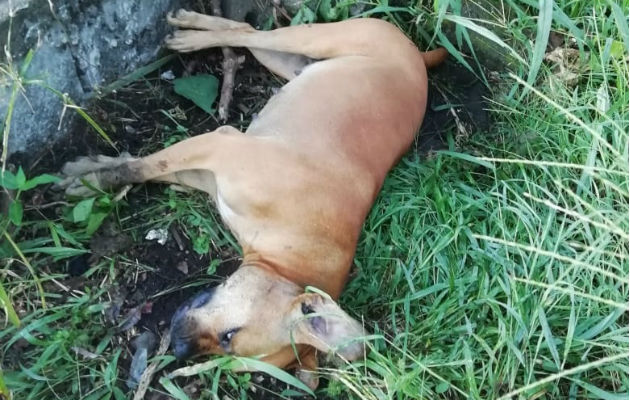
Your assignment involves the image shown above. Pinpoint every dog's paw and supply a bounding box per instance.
[55,171,103,197]
[164,30,211,53]
[166,9,200,29]
[56,153,135,197]
[167,9,251,31]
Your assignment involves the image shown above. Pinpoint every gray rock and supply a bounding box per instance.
[0,0,186,157]
[2,43,85,158]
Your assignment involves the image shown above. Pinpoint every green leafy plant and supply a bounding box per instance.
[68,194,117,235]
[0,167,60,226]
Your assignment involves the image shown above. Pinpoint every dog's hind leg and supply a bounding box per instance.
[166,10,313,80]
[166,9,252,31]
[165,13,409,60]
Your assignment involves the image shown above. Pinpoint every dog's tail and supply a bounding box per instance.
[421,48,449,68]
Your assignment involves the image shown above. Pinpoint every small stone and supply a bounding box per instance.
[176,261,189,274]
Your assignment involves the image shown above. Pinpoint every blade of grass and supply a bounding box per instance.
[0,368,9,400]
[167,358,228,378]
[438,151,496,170]
[522,192,629,239]
[497,353,627,400]
[563,292,576,367]
[476,157,627,175]
[510,73,622,159]
[537,305,561,369]
[513,277,628,310]
[608,0,629,51]
[443,14,526,64]
[521,0,553,98]
[3,231,46,308]
[230,357,315,396]
[65,103,117,152]
[1,72,20,172]
[353,5,411,18]
[573,379,629,400]
[99,54,176,95]
[41,86,118,152]
[1,49,34,172]
[158,377,191,400]
[473,234,627,280]
[0,279,20,326]
[551,4,585,53]
[436,30,478,77]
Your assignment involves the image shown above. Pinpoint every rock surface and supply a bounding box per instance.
[0,0,185,157]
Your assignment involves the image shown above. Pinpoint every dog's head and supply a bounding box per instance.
[170,266,365,363]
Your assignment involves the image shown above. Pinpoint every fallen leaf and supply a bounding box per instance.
[544,47,588,86]
[173,74,219,115]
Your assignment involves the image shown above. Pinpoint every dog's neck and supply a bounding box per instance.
[242,251,350,299]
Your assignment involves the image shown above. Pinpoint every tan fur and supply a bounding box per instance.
[58,10,446,388]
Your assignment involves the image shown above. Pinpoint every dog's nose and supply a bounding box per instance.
[170,288,215,359]
[171,330,195,359]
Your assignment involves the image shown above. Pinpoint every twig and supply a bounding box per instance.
[434,85,469,145]
[133,329,172,400]
[210,0,244,122]
[24,200,72,210]
[113,184,133,202]
[271,0,291,27]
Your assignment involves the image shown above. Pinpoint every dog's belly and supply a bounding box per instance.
[246,55,427,182]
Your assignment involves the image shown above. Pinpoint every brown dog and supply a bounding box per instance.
[58,10,447,389]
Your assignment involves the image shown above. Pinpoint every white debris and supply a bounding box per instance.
[596,83,610,114]
[160,70,175,80]
[145,228,168,245]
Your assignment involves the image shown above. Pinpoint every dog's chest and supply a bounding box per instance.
[216,191,238,225]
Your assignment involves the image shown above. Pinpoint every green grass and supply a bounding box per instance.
[1,0,628,399]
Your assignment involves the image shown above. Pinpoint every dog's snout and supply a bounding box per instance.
[170,306,195,359]
[190,289,215,308]
[170,288,216,359]
[172,333,195,359]
[172,288,215,323]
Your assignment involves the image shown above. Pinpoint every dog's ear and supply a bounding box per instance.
[289,293,365,360]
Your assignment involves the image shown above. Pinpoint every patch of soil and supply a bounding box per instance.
[419,61,491,154]
[8,43,491,398]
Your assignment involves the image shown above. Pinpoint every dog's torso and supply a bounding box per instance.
[216,51,428,297]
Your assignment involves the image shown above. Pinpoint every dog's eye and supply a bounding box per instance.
[301,302,315,315]
[220,328,239,348]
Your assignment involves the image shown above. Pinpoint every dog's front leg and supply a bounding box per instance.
[57,126,244,197]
